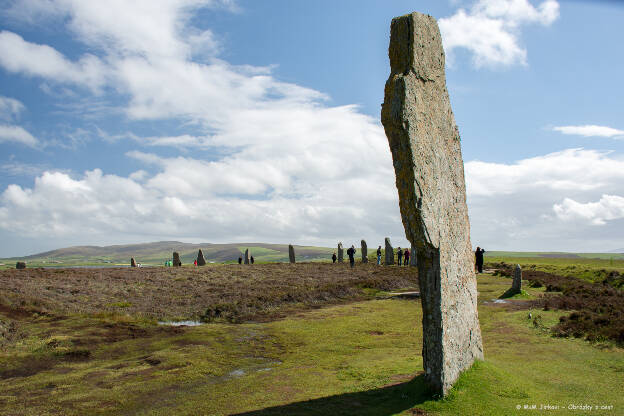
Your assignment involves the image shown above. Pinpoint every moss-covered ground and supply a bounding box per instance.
[1,271,622,415]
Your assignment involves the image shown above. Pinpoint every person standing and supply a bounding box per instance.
[332,252,337,263]
[475,247,485,274]
[376,246,382,265]
[347,245,356,268]
[397,247,403,266]
[238,256,242,265]
[404,248,410,266]
[250,256,255,264]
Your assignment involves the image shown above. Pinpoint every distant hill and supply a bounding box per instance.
[1,241,335,266]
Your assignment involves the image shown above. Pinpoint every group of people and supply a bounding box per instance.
[330,245,413,267]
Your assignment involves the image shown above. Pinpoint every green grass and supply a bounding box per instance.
[1,271,622,415]
[486,255,624,285]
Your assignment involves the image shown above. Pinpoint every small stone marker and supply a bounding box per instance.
[381,12,483,396]
[337,242,344,263]
[15,261,26,269]
[197,249,206,266]
[244,249,250,265]
[172,252,181,267]
[513,264,522,293]
[130,258,137,267]
[288,244,296,263]
[361,240,368,263]
[385,237,394,265]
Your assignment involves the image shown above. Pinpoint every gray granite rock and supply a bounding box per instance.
[197,249,206,266]
[381,11,483,396]
[361,240,368,263]
[513,264,522,293]
[337,242,344,263]
[244,249,250,265]
[385,237,394,265]
[289,244,296,264]
[172,252,181,267]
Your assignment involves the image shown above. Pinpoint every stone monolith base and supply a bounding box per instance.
[337,243,344,263]
[172,252,181,267]
[385,237,394,265]
[513,264,522,293]
[197,249,206,266]
[381,12,483,396]
[361,240,368,263]
[289,245,296,263]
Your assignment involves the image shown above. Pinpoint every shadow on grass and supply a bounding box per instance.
[231,374,431,416]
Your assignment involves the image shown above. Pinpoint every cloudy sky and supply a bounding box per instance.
[0,0,623,257]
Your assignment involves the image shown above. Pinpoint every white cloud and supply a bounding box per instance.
[0,96,25,121]
[0,124,39,147]
[553,125,624,138]
[0,31,106,90]
[466,148,624,251]
[439,0,559,67]
[554,195,624,225]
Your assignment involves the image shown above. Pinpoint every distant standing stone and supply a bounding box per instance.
[244,249,250,265]
[197,249,206,266]
[513,264,522,293]
[172,252,181,267]
[15,261,26,270]
[289,244,296,263]
[385,237,394,265]
[361,240,368,263]
[337,242,344,263]
[130,258,137,268]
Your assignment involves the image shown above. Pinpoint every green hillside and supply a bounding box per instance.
[0,242,335,267]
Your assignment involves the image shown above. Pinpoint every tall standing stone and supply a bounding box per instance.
[385,237,394,265]
[513,264,522,293]
[130,257,137,267]
[197,249,206,266]
[410,244,417,266]
[361,240,368,263]
[337,243,344,263]
[172,252,181,267]
[289,244,296,263]
[244,249,250,265]
[381,12,483,396]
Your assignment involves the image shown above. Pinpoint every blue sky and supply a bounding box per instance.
[1,0,623,257]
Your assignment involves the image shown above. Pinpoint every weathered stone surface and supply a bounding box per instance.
[337,243,344,263]
[197,249,206,266]
[381,12,483,396]
[410,244,417,266]
[289,245,296,264]
[385,237,394,265]
[15,262,26,270]
[244,249,250,265]
[172,252,181,267]
[130,258,137,267]
[513,264,522,293]
[361,240,368,263]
